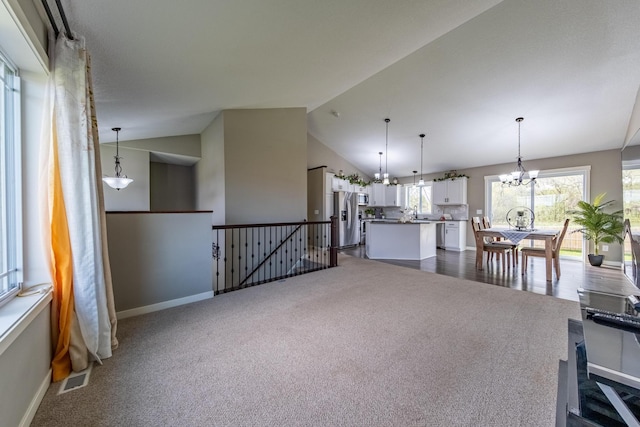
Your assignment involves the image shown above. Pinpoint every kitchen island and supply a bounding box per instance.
[366,221,437,260]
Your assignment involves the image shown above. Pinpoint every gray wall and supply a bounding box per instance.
[106,212,213,313]
[116,134,201,159]
[150,162,195,211]
[224,108,307,224]
[196,112,225,224]
[196,108,308,225]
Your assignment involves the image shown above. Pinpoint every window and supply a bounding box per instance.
[0,53,21,307]
[486,167,589,259]
[622,161,640,265]
[405,182,433,214]
[623,162,640,231]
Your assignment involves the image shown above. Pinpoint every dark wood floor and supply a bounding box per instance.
[340,246,636,302]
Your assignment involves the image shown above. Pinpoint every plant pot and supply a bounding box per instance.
[588,254,604,267]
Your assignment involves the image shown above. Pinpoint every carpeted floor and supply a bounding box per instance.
[31,254,581,426]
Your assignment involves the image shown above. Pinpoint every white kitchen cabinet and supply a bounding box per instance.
[353,183,369,194]
[370,183,386,206]
[369,183,401,207]
[332,176,348,191]
[385,185,401,207]
[433,177,467,205]
[444,221,466,251]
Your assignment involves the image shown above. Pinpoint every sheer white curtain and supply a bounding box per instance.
[40,33,117,380]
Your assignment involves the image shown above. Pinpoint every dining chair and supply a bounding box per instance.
[482,216,519,265]
[471,217,515,269]
[521,218,570,278]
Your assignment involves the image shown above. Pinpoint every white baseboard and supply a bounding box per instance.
[20,369,51,427]
[601,260,622,269]
[116,291,214,320]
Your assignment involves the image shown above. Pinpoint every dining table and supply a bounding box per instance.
[475,227,560,281]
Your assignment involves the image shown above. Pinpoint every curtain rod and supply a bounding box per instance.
[40,0,74,40]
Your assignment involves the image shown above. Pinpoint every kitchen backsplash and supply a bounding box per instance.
[370,204,468,220]
[432,205,468,220]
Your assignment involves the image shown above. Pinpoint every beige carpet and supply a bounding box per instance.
[31,254,581,426]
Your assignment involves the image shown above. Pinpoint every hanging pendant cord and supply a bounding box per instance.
[516,117,523,160]
[385,118,390,176]
[420,134,425,182]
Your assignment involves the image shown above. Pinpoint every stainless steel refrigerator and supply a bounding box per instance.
[334,191,360,248]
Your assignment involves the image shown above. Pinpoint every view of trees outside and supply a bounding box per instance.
[622,168,640,262]
[489,173,585,258]
[406,184,432,214]
[623,168,640,229]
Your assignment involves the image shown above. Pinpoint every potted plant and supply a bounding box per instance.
[364,208,375,218]
[568,192,624,266]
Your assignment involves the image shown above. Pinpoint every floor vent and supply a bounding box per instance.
[58,363,93,395]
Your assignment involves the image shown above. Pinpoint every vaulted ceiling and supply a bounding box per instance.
[58,0,640,178]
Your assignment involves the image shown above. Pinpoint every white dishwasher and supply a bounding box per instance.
[436,223,445,248]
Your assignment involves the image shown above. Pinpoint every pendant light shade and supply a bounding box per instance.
[418,133,425,186]
[102,127,133,190]
[383,118,390,185]
[412,170,418,187]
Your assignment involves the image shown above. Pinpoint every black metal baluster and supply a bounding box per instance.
[244,227,248,285]
[231,229,235,289]
[214,229,219,292]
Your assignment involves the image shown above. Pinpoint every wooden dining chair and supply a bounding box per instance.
[482,216,519,265]
[521,218,570,278]
[471,217,515,269]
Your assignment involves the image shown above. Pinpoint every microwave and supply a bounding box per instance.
[357,193,369,205]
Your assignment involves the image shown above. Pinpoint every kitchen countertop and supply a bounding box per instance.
[365,218,468,223]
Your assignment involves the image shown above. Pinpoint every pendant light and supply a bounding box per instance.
[418,133,425,186]
[499,117,539,186]
[375,151,383,181]
[383,118,390,185]
[102,127,133,190]
[412,170,418,187]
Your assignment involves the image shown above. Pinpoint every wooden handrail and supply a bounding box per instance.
[213,220,330,230]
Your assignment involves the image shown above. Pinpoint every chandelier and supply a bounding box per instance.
[499,117,538,186]
[102,127,133,190]
[383,118,390,185]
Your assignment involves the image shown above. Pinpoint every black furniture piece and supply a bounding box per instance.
[558,290,640,426]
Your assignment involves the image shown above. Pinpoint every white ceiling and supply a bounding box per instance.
[58,0,640,178]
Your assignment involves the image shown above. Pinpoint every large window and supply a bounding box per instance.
[405,182,433,214]
[623,162,640,230]
[622,161,640,266]
[486,167,589,259]
[0,53,21,306]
